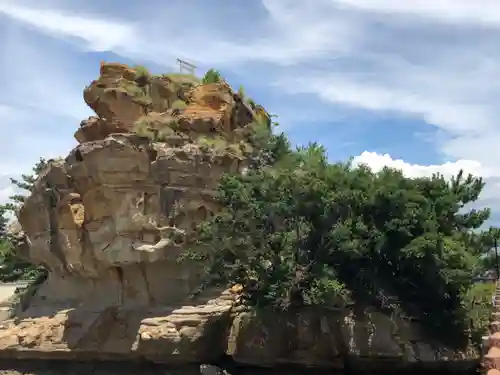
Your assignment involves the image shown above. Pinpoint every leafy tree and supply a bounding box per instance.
[185,142,492,347]
[0,158,48,282]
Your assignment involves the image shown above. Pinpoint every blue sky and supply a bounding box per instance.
[1,0,500,222]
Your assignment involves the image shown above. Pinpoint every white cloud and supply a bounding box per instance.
[0,3,136,51]
[1,0,500,215]
[0,186,14,204]
[258,2,500,177]
[0,1,361,66]
[332,0,500,27]
[352,151,495,179]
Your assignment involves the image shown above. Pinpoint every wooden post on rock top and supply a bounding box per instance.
[177,58,197,75]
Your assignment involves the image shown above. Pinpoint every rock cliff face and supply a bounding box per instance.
[0,62,479,374]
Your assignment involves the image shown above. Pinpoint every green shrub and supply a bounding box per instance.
[156,126,175,141]
[197,135,227,151]
[171,99,188,110]
[133,118,156,139]
[464,282,495,347]
[134,117,180,141]
[202,69,223,84]
[168,119,180,131]
[133,65,151,80]
[0,240,46,282]
[238,85,246,99]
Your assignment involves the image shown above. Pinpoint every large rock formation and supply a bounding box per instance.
[0,62,480,374]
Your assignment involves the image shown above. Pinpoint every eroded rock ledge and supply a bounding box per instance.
[0,62,479,373]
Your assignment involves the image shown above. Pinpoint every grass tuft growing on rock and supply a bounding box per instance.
[196,135,248,159]
[161,73,201,85]
[171,99,188,110]
[133,65,151,80]
[133,116,182,142]
[238,85,246,99]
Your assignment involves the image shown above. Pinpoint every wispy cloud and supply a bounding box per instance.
[333,0,500,27]
[1,0,500,217]
[0,0,361,66]
[0,2,135,51]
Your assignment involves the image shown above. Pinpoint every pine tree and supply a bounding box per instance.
[0,206,8,239]
[185,141,493,349]
[0,158,48,282]
[2,158,47,212]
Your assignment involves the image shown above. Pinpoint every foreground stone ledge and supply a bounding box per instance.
[0,302,234,364]
[0,302,479,372]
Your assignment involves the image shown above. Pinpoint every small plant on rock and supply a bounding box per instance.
[202,69,223,84]
[133,65,151,81]
[238,85,246,99]
[133,118,156,139]
[171,99,188,110]
[168,119,180,131]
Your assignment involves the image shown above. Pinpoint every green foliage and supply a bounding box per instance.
[0,206,9,239]
[133,120,156,139]
[196,135,246,158]
[133,117,181,142]
[171,99,188,110]
[202,69,223,84]
[120,83,144,97]
[0,158,49,282]
[2,158,47,210]
[247,121,272,149]
[133,64,151,81]
[463,282,495,348]
[0,240,44,282]
[243,115,294,169]
[238,85,246,99]
[185,141,493,347]
[167,119,180,131]
[162,73,201,82]
[116,82,151,107]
